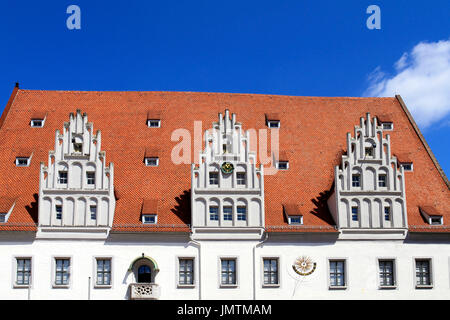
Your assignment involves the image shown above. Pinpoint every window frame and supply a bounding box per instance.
[55,205,63,220]
[414,258,433,289]
[209,172,219,185]
[144,157,159,167]
[52,257,72,288]
[209,206,219,221]
[327,258,347,290]
[352,174,361,187]
[351,206,359,222]
[288,215,303,225]
[219,257,238,288]
[236,172,246,186]
[30,119,45,128]
[236,206,247,221]
[277,161,289,170]
[177,257,195,288]
[0,213,6,223]
[58,171,68,184]
[94,257,112,288]
[15,157,30,167]
[377,258,397,289]
[378,174,387,188]
[261,257,280,288]
[13,256,33,288]
[147,119,161,128]
[381,122,393,131]
[401,162,413,172]
[267,120,280,128]
[223,206,233,221]
[86,171,96,185]
[384,206,391,221]
[142,214,157,224]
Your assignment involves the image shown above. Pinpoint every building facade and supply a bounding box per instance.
[0,86,449,300]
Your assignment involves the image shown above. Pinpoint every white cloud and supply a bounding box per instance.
[364,39,450,129]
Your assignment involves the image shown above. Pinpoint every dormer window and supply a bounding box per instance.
[277,161,289,170]
[142,214,157,224]
[16,157,30,167]
[401,162,413,171]
[0,213,6,223]
[382,122,393,130]
[147,119,161,128]
[144,157,159,166]
[30,119,44,127]
[288,216,302,225]
[430,216,443,225]
[268,120,280,128]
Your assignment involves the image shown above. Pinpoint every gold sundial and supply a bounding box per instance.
[292,256,317,276]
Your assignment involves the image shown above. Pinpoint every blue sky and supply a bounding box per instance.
[0,0,449,176]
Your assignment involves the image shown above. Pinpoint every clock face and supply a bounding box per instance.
[221,162,234,174]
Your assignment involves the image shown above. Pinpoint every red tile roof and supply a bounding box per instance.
[0,88,448,233]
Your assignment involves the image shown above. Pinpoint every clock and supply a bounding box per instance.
[221,162,234,174]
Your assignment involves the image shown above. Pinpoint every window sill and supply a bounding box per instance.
[329,286,347,290]
[262,284,280,288]
[94,284,112,289]
[379,285,397,290]
[52,284,70,289]
[177,284,196,289]
[13,284,31,289]
[220,284,238,289]
[415,285,433,289]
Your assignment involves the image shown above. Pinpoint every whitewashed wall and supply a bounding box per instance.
[0,233,448,300]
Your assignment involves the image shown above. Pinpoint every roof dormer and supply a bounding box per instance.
[0,198,16,223]
[419,206,443,225]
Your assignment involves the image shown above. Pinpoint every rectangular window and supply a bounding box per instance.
[401,163,413,171]
[237,206,246,221]
[384,207,391,221]
[351,206,358,221]
[145,157,159,166]
[209,172,219,185]
[329,260,346,288]
[30,119,44,127]
[263,258,279,285]
[378,174,387,187]
[142,214,157,224]
[55,205,62,220]
[96,259,111,286]
[55,258,70,286]
[382,122,393,130]
[179,258,194,286]
[0,213,6,223]
[415,259,432,287]
[223,206,233,221]
[379,260,395,287]
[288,216,302,225]
[86,172,95,185]
[268,120,280,128]
[365,147,374,157]
[430,216,443,225]
[90,206,97,220]
[58,171,68,184]
[352,174,360,187]
[221,259,236,285]
[277,161,288,170]
[16,157,30,167]
[16,258,31,286]
[147,120,161,128]
[236,172,246,185]
[209,206,219,221]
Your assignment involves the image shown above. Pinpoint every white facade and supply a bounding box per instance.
[0,109,449,300]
